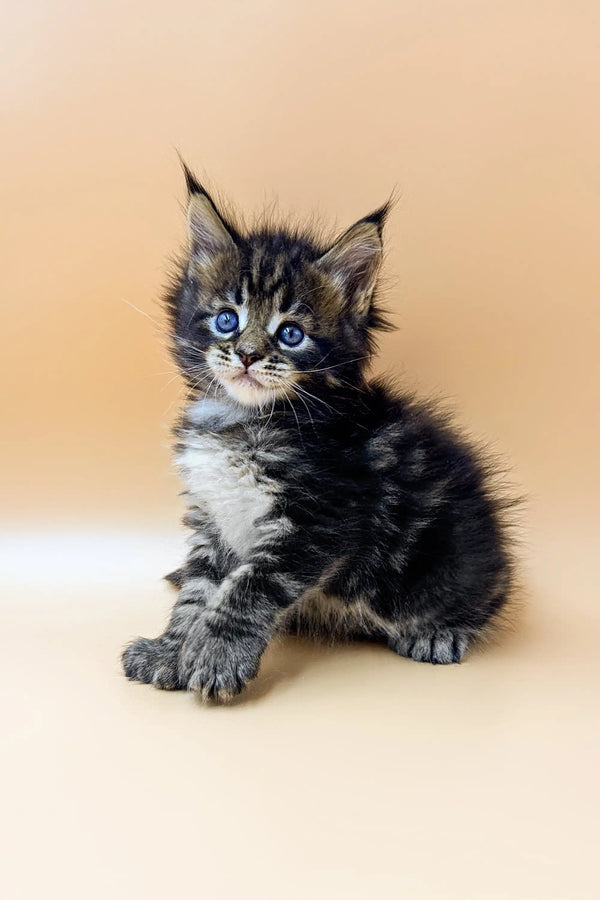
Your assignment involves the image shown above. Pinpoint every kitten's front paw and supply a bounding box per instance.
[122,637,183,690]
[179,626,263,703]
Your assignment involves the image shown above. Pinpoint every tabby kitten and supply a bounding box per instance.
[122,166,513,702]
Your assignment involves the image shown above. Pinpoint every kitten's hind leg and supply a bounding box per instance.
[280,593,469,661]
[388,625,470,665]
[280,592,390,644]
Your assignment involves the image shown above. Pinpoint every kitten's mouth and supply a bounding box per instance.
[233,371,262,387]
[213,363,290,406]
[218,368,279,406]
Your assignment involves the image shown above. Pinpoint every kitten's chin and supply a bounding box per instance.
[221,375,280,408]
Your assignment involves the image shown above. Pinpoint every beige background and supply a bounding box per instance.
[1,1,599,898]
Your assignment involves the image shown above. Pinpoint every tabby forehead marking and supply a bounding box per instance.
[265,256,284,289]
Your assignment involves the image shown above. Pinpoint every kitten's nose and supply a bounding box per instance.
[236,350,261,369]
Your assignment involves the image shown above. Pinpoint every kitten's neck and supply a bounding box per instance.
[186,396,254,430]
[184,379,365,433]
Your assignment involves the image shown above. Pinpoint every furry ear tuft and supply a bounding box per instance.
[179,159,237,265]
[359,201,392,236]
[316,205,388,317]
[181,159,203,196]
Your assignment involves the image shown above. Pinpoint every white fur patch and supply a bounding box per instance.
[238,305,249,331]
[176,433,278,558]
[267,313,283,335]
[187,398,249,428]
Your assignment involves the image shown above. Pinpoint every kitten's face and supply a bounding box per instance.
[169,172,388,408]
[196,267,335,406]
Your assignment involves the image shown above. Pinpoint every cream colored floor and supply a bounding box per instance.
[1,524,598,900]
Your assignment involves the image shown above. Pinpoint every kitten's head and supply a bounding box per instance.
[167,166,390,408]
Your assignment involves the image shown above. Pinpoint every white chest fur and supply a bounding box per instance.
[176,431,276,558]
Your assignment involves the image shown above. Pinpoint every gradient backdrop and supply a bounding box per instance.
[1,2,599,898]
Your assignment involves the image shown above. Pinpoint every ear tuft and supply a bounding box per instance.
[177,154,204,195]
[180,162,237,265]
[316,206,388,316]
[360,201,392,237]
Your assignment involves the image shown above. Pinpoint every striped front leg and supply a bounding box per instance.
[122,511,234,689]
[179,514,319,701]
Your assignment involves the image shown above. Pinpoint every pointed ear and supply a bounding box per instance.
[181,163,237,265]
[316,204,389,317]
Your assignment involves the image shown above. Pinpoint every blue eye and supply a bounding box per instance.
[278,323,304,347]
[215,309,239,334]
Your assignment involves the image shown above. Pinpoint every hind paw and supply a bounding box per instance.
[390,628,469,665]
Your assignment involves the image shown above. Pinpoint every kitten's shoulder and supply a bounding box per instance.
[361,377,418,430]
[361,377,464,459]
[362,378,499,494]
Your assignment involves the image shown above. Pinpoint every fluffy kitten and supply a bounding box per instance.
[122,166,514,702]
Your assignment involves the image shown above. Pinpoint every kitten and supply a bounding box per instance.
[122,165,514,702]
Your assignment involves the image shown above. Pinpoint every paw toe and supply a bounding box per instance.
[187,664,244,703]
[151,664,179,690]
